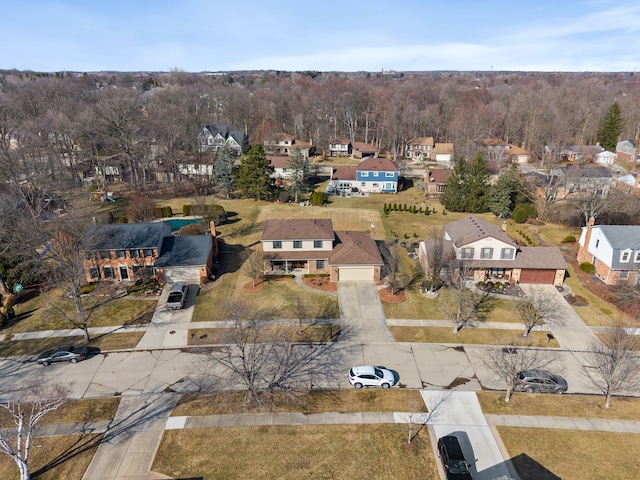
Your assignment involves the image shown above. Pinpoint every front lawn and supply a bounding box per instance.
[389,326,559,347]
[153,425,438,480]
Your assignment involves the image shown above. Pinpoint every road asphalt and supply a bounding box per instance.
[0,280,630,479]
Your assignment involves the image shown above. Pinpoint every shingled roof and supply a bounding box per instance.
[445,216,517,248]
[330,231,383,266]
[89,222,171,251]
[261,219,335,241]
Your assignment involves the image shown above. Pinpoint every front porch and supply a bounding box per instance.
[265,259,309,275]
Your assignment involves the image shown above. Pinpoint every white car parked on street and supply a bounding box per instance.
[348,365,397,389]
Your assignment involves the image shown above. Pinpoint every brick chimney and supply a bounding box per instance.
[578,217,596,263]
[370,222,376,239]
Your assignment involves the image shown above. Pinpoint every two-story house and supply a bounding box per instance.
[405,137,434,162]
[418,216,567,286]
[264,133,313,158]
[615,140,637,163]
[328,137,352,157]
[356,158,398,193]
[261,219,383,282]
[83,222,215,285]
[577,218,640,285]
[197,124,248,155]
[269,155,309,187]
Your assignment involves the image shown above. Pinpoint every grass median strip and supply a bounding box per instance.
[498,427,640,480]
[173,389,427,416]
[0,332,145,358]
[478,391,640,421]
[188,324,341,345]
[153,425,439,480]
[389,326,560,347]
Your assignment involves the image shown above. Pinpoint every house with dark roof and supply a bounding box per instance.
[328,137,352,157]
[261,219,383,282]
[352,142,378,159]
[83,222,215,284]
[577,219,640,285]
[197,124,248,155]
[264,133,314,158]
[424,169,451,197]
[418,216,567,285]
[356,158,399,193]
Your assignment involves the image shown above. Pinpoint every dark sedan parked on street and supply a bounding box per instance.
[37,345,88,366]
[514,369,568,394]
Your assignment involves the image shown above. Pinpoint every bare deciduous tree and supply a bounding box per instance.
[242,248,264,287]
[583,321,640,408]
[482,345,553,402]
[215,299,341,408]
[441,262,489,334]
[516,286,563,336]
[0,384,69,480]
[421,227,452,294]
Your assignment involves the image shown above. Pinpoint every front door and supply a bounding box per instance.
[119,266,130,280]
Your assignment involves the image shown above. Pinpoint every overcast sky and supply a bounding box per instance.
[3,0,640,73]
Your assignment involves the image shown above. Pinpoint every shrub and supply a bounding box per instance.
[118,216,128,224]
[79,284,97,295]
[512,203,537,224]
[163,206,173,218]
[154,207,164,218]
[183,204,192,216]
[561,235,576,243]
[88,184,98,192]
[310,191,324,206]
[278,191,290,203]
[580,262,596,274]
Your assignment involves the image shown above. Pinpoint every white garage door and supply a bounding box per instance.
[339,266,374,281]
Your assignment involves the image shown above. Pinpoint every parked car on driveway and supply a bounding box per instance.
[166,282,188,310]
[37,345,88,366]
[437,435,473,479]
[348,365,396,389]
[514,369,568,394]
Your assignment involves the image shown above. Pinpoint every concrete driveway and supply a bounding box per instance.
[337,281,393,343]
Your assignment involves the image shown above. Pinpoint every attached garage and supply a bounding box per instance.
[519,269,557,284]
[338,266,375,282]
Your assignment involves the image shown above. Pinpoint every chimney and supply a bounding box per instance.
[521,142,526,150]
[588,217,595,227]
[501,220,507,232]
[370,222,376,239]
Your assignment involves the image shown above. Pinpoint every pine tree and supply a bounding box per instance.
[213,144,237,199]
[286,148,309,203]
[597,102,623,151]
[465,152,491,213]
[440,157,468,212]
[236,144,274,200]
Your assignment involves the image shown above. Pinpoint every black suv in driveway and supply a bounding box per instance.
[514,369,568,394]
[437,435,473,479]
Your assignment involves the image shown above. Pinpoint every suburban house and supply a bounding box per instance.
[595,150,616,165]
[260,219,383,282]
[83,222,215,285]
[479,138,532,165]
[431,143,455,162]
[560,145,604,163]
[356,158,399,193]
[615,140,637,163]
[527,166,614,201]
[264,133,313,158]
[269,155,309,187]
[615,173,640,196]
[424,169,451,197]
[328,137,352,157]
[197,124,248,155]
[418,216,567,286]
[405,137,434,161]
[352,142,378,159]
[577,219,640,285]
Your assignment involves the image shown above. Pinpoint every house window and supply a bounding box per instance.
[103,266,114,278]
[620,270,630,280]
[372,183,379,188]
[383,182,394,190]
[635,251,640,263]
[501,248,514,260]
[361,172,369,177]
[129,249,141,258]
[273,241,282,249]
[373,172,379,177]
[89,267,100,280]
[316,260,326,269]
[117,250,127,258]
[481,248,493,259]
[361,182,366,187]
[132,265,142,276]
[293,241,302,249]
[314,240,323,248]
[143,248,154,257]
[461,248,474,259]
[385,172,394,177]
[621,251,631,262]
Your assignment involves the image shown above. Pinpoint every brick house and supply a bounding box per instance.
[577,218,640,285]
[260,219,383,282]
[424,169,451,197]
[418,216,567,286]
[83,222,215,285]
[328,138,352,157]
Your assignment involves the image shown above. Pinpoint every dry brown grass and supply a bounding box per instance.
[153,425,439,480]
[499,427,640,480]
[188,324,341,345]
[172,389,427,416]
[0,434,102,480]
[478,391,640,420]
[390,326,560,347]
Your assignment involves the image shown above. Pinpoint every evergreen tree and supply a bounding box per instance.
[213,144,237,199]
[286,148,309,203]
[465,152,491,213]
[488,164,528,217]
[236,144,274,200]
[440,157,468,212]
[597,102,623,151]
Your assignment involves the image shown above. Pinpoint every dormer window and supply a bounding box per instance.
[621,250,632,262]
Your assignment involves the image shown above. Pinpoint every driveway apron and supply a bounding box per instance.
[337,282,393,343]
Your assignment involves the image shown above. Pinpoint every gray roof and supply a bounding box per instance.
[261,219,335,241]
[330,231,383,266]
[598,225,640,250]
[154,235,213,267]
[445,216,517,248]
[89,223,171,251]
